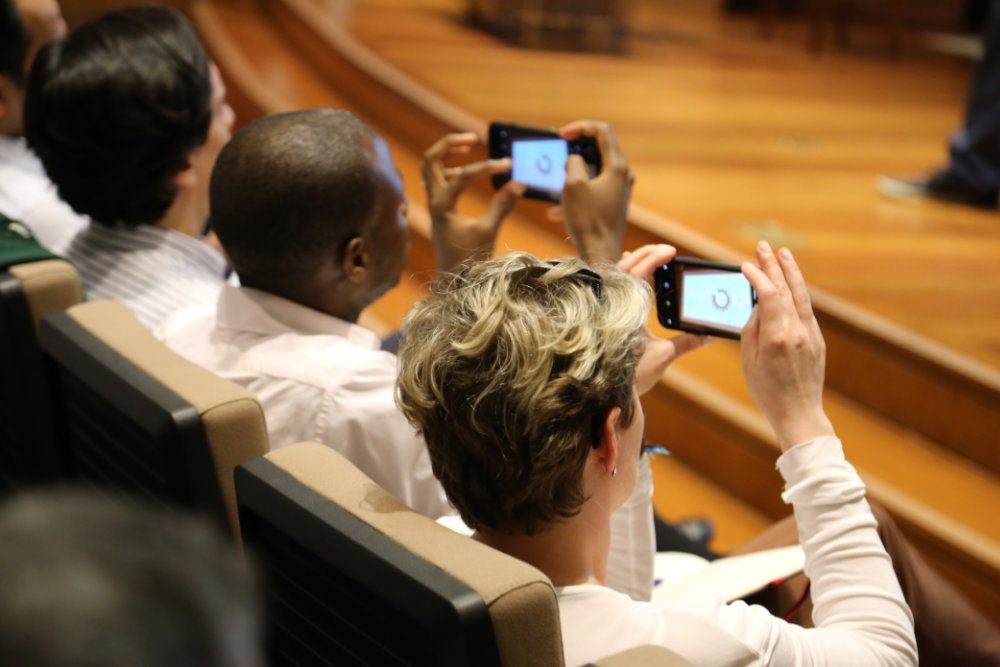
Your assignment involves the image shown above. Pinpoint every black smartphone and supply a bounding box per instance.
[654,257,757,340]
[488,122,602,202]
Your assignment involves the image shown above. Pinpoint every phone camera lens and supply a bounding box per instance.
[663,281,671,289]
[666,318,673,325]
[499,130,508,138]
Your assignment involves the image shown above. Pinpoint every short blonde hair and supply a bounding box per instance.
[396,252,650,534]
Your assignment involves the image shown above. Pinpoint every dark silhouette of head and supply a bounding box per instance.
[0,490,263,667]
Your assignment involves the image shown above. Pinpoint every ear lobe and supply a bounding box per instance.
[342,236,368,284]
[172,157,197,189]
[0,76,16,119]
[594,406,622,476]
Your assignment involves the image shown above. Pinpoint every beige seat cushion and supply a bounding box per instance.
[8,260,81,330]
[65,301,269,536]
[265,442,565,666]
[594,644,693,666]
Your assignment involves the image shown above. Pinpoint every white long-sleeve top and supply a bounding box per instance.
[557,436,917,667]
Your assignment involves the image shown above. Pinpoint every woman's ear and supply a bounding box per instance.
[340,236,368,284]
[594,406,622,477]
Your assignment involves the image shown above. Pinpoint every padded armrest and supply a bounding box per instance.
[593,644,693,666]
[264,442,565,666]
[9,260,81,331]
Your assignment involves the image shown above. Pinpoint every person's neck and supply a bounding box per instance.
[246,278,366,325]
[475,502,612,588]
[156,190,205,239]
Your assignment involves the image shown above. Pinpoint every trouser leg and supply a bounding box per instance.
[867,503,1000,667]
[944,0,1000,193]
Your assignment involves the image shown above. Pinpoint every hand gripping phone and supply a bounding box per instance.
[654,257,757,340]
[488,121,601,202]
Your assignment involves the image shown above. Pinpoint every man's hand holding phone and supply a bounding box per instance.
[741,241,834,452]
[556,120,634,265]
[423,132,524,274]
[488,119,631,265]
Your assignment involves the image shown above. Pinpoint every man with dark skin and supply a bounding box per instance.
[157,109,660,522]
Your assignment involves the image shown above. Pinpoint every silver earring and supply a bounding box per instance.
[611,466,618,478]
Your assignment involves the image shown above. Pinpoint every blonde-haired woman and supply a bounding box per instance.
[396,242,917,667]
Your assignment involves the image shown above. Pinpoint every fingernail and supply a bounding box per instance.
[779,248,793,261]
[759,240,772,254]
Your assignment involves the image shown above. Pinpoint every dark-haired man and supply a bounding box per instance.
[0,0,84,247]
[24,5,235,326]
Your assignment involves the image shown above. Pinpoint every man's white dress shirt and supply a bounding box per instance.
[0,135,87,250]
[557,436,917,667]
[157,285,454,519]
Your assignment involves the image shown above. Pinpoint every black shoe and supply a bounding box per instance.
[673,518,716,548]
[879,170,999,209]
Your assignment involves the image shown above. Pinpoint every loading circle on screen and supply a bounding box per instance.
[711,289,732,311]
[535,154,553,175]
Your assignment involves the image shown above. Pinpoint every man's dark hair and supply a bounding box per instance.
[211,109,383,294]
[0,0,28,83]
[0,490,262,667]
[23,5,212,226]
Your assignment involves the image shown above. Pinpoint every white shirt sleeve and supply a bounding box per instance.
[737,435,918,665]
[557,435,918,667]
[606,453,655,601]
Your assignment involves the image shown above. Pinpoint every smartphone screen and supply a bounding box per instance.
[679,267,755,335]
[489,122,601,202]
[655,258,756,340]
[511,139,569,194]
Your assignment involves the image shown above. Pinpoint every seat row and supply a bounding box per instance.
[0,257,686,666]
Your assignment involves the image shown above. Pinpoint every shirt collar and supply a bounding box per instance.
[215,285,381,350]
[0,135,43,175]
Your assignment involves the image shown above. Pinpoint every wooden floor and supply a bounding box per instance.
[344,0,1000,371]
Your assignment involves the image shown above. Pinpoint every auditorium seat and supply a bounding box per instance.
[0,259,81,490]
[38,300,268,537]
[236,441,563,666]
[237,442,693,666]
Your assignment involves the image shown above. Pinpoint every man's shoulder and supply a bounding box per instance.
[248,332,398,390]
